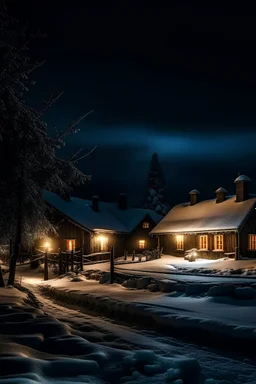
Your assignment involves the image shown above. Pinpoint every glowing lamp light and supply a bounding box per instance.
[42,240,52,252]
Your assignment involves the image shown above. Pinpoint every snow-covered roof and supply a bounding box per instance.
[43,191,162,234]
[234,175,251,183]
[150,195,256,234]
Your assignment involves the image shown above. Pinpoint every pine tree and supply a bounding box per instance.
[0,0,90,285]
[145,153,170,216]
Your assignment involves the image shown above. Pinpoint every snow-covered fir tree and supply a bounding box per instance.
[145,153,170,216]
[0,0,89,285]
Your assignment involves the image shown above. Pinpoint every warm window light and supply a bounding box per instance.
[176,235,184,250]
[214,235,223,251]
[66,239,75,251]
[139,240,145,249]
[248,234,256,250]
[98,236,108,251]
[143,222,149,228]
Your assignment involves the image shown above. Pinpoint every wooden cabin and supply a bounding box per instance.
[40,191,162,258]
[150,175,256,260]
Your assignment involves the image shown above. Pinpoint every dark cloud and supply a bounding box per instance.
[16,1,256,205]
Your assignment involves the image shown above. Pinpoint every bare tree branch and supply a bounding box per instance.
[69,147,83,161]
[73,145,98,163]
[56,109,94,142]
[37,91,64,119]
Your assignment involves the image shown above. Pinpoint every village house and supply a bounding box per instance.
[41,191,162,258]
[150,175,256,260]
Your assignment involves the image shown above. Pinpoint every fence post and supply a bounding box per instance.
[67,253,69,272]
[80,249,83,271]
[110,246,115,284]
[58,249,62,275]
[132,250,135,261]
[124,249,127,261]
[0,265,5,287]
[44,250,48,281]
[9,239,13,268]
[71,249,74,272]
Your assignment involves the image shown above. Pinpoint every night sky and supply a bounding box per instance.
[16,1,256,206]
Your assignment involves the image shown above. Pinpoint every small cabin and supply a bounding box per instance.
[150,175,256,260]
[41,191,162,258]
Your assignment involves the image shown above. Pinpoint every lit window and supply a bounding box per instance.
[214,235,224,251]
[139,240,145,249]
[248,234,256,250]
[143,222,150,228]
[98,236,108,251]
[199,235,208,250]
[176,235,184,250]
[66,239,76,251]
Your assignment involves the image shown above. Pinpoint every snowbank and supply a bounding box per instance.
[1,287,227,384]
[114,255,256,277]
[37,276,256,350]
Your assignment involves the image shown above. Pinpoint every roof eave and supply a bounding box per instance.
[151,228,239,235]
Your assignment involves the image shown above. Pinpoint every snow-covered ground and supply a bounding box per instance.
[115,255,256,276]
[1,283,256,384]
[13,263,256,350]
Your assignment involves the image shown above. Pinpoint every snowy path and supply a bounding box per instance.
[114,267,256,283]
[81,260,256,284]
[23,281,256,384]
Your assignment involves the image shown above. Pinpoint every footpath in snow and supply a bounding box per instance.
[21,262,256,353]
[4,285,256,384]
[113,255,256,279]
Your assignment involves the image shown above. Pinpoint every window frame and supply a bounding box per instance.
[248,234,256,250]
[214,235,224,251]
[176,235,184,251]
[199,235,208,250]
[142,221,150,229]
[139,240,146,249]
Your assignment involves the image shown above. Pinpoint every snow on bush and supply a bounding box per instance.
[235,287,256,299]
[158,279,177,293]
[136,277,152,290]
[123,350,201,382]
[206,285,235,297]
[99,272,110,284]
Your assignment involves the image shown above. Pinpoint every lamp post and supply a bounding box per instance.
[44,242,49,281]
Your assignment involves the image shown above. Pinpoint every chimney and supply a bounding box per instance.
[234,175,251,202]
[118,193,127,210]
[189,189,200,206]
[215,187,227,203]
[92,195,99,212]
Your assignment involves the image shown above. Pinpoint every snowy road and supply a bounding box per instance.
[22,281,256,384]
[115,266,256,283]
[81,261,256,284]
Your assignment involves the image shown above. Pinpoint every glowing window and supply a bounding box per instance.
[139,240,145,249]
[176,235,184,250]
[66,239,76,251]
[142,222,150,228]
[199,235,208,250]
[98,236,108,251]
[248,234,256,250]
[214,235,223,251]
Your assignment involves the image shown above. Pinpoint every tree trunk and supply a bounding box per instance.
[8,227,21,285]
[0,266,5,287]
[8,173,23,286]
